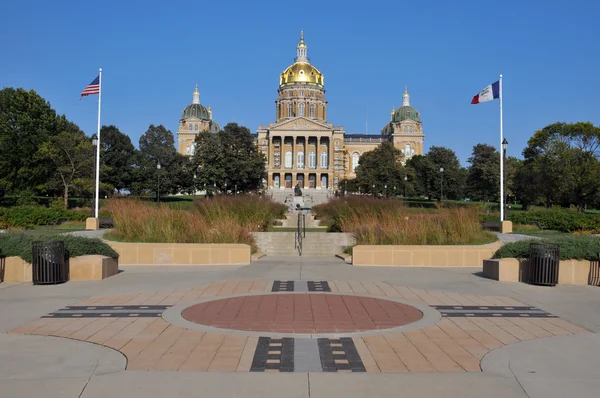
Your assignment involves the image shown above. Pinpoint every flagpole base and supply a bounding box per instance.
[500,221,512,234]
[86,217,100,231]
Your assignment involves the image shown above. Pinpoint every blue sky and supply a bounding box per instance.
[1,0,598,165]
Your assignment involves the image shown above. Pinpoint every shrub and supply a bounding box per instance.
[508,210,600,233]
[103,196,285,251]
[493,236,600,261]
[313,197,496,245]
[0,206,88,228]
[0,233,118,263]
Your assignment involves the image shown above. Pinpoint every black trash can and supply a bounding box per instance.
[528,243,560,286]
[32,241,68,285]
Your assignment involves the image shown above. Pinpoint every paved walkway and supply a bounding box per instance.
[1,256,600,397]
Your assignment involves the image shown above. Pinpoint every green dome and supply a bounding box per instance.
[209,121,221,134]
[181,103,210,120]
[393,105,421,123]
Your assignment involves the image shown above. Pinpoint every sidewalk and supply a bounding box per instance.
[1,256,599,397]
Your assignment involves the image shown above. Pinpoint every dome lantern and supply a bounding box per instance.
[192,84,200,104]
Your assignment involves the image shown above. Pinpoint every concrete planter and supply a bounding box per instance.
[105,241,251,265]
[352,241,503,267]
[483,257,600,285]
[2,255,118,283]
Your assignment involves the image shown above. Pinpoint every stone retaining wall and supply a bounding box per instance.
[483,258,600,285]
[352,241,503,267]
[2,255,118,282]
[105,242,251,265]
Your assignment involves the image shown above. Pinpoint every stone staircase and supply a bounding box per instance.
[267,188,334,209]
[252,231,354,257]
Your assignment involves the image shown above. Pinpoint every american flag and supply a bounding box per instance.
[80,75,100,99]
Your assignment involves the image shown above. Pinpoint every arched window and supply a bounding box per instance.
[320,151,328,168]
[298,103,305,117]
[405,144,412,157]
[309,151,316,168]
[310,103,315,118]
[285,151,293,168]
[274,175,280,188]
[352,152,360,172]
[288,103,293,117]
[297,151,304,169]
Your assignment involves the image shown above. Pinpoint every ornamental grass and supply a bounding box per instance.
[313,196,495,245]
[104,195,286,249]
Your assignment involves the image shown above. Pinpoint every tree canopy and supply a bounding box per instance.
[354,142,408,196]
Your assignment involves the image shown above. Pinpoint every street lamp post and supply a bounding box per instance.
[157,161,161,203]
[440,167,444,201]
[193,174,197,201]
[372,184,375,196]
[502,138,508,221]
[92,135,98,215]
[404,175,408,198]
[235,184,237,196]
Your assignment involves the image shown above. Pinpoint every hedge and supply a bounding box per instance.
[508,210,600,233]
[493,236,600,261]
[0,206,89,229]
[0,233,118,263]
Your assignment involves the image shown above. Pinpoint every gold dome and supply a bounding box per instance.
[279,31,324,88]
[280,62,324,87]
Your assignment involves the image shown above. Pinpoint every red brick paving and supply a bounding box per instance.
[181,294,424,333]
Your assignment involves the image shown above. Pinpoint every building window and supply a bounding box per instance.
[288,103,293,117]
[405,144,412,157]
[300,90,304,96]
[320,151,328,168]
[274,150,281,168]
[403,126,408,133]
[335,140,339,149]
[297,151,304,169]
[274,175,280,188]
[298,103,305,117]
[409,126,414,133]
[194,124,199,131]
[285,151,293,168]
[352,152,360,172]
[309,151,316,168]
[310,103,315,118]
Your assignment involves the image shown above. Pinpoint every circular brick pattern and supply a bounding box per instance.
[181,294,423,333]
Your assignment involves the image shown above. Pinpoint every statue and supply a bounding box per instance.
[294,183,302,197]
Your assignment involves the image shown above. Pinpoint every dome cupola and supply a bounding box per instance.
[392,86,421,123]
[181,84,211,121]
[279,31,324,88]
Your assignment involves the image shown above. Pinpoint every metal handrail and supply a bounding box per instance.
[294,212,306,256]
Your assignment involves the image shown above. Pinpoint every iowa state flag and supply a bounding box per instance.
[471,81,500,104]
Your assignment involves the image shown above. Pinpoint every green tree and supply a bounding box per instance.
[38,124,94,208]
[520,122,600,210]
[426,146,467,200]
[406,155,436,198]
[136,124,181,198]
[99,125,136,193]
[192,123,266,194]
[0,88,67,194]
[354,141,406,197]
[466,144,500,202]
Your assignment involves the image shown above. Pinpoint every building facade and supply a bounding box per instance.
[176,32,426,191]
[176,85,220,155]
[258,32,425,190]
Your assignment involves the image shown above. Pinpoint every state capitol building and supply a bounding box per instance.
[177,32,425,191]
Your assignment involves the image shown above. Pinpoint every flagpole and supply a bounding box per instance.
[94,67,102,219]
[499,73,504,222]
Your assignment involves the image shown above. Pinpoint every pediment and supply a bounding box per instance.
[270,117,332,131]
